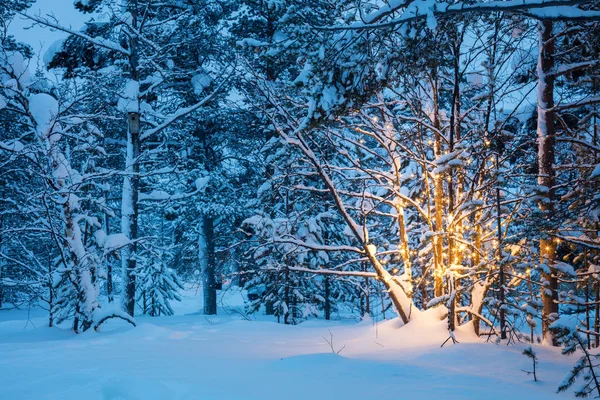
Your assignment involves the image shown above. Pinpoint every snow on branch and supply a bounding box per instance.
[556,96,600,111]
[140,72,232,141]
[20,13,131,56]
[93,304,137,331]
[322,0,598,31]
[271,237,363,254]
[246,265,378,278]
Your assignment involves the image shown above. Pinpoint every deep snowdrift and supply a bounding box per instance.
[0,287,577,399]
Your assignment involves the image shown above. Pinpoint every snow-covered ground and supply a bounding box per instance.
[0,286,577,399]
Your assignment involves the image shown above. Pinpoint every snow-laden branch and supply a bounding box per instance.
[322,0,598,31]
[0,251,44,278]
[271,237,363,254]
[552,60,600,78]
[524,6,600,20]
[557,235,600,250]
[140,72,231,141]
[258,265,378,278]
[19,13,131,56]
[93,304,136,331]
[556,96,600,111]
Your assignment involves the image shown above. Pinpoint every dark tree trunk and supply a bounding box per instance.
[48,254,54,327]
[594,282,600,348]
[202,215,217,315]
[104,193,113,303]
[284,264,290,324]
[0,215,3,309]
[324,276,331,320]
[123,111,140,317]
[496,155,506,340]
[364,263,370,315]
[537,20,559,346]
[122,0,141,318]
[73,304,80,333]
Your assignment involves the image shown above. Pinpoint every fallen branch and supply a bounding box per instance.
[93,309,136,331]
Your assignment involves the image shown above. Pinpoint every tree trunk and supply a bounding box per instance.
[537,20,559,346]
[496,155,506,339]
[363,245,409,323]
[324,275,331,320]
[395,203,413,295]
[446,36,462,332]
[121,0,140,318]
[122,112,140,317]
[595,282,599,348]
[200,215,217,315]
[432,78,445,298]
[362,262,370,316]
[48,255,54,327]
[0,215,3,309]
[104,189,113,303]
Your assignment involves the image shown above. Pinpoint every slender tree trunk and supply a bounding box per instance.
[48,255,54,327]
[0,215,3,309]
[594,281,600,348]
[537,20,559,346]
[471,214,484,336]
[594,110,599,348]
[446,35,463,332]
[365,276,370,315]
[122,112,140,317]
[121,0,140,318]
[529,273,535,343]
[496,155,506,339]
[324,275,331,320]
[362,262,370,316]
[586,259,591,348]
[592,115,599,347]
[200,215,217,315]
[284,263,290,324]
[432,78,444,298]
[143,292,147,315]
[73,304,80,332]
[395,203,413,295]
[104,188,113,303]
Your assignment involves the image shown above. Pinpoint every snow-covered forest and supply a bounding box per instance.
[2,0,600,398]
